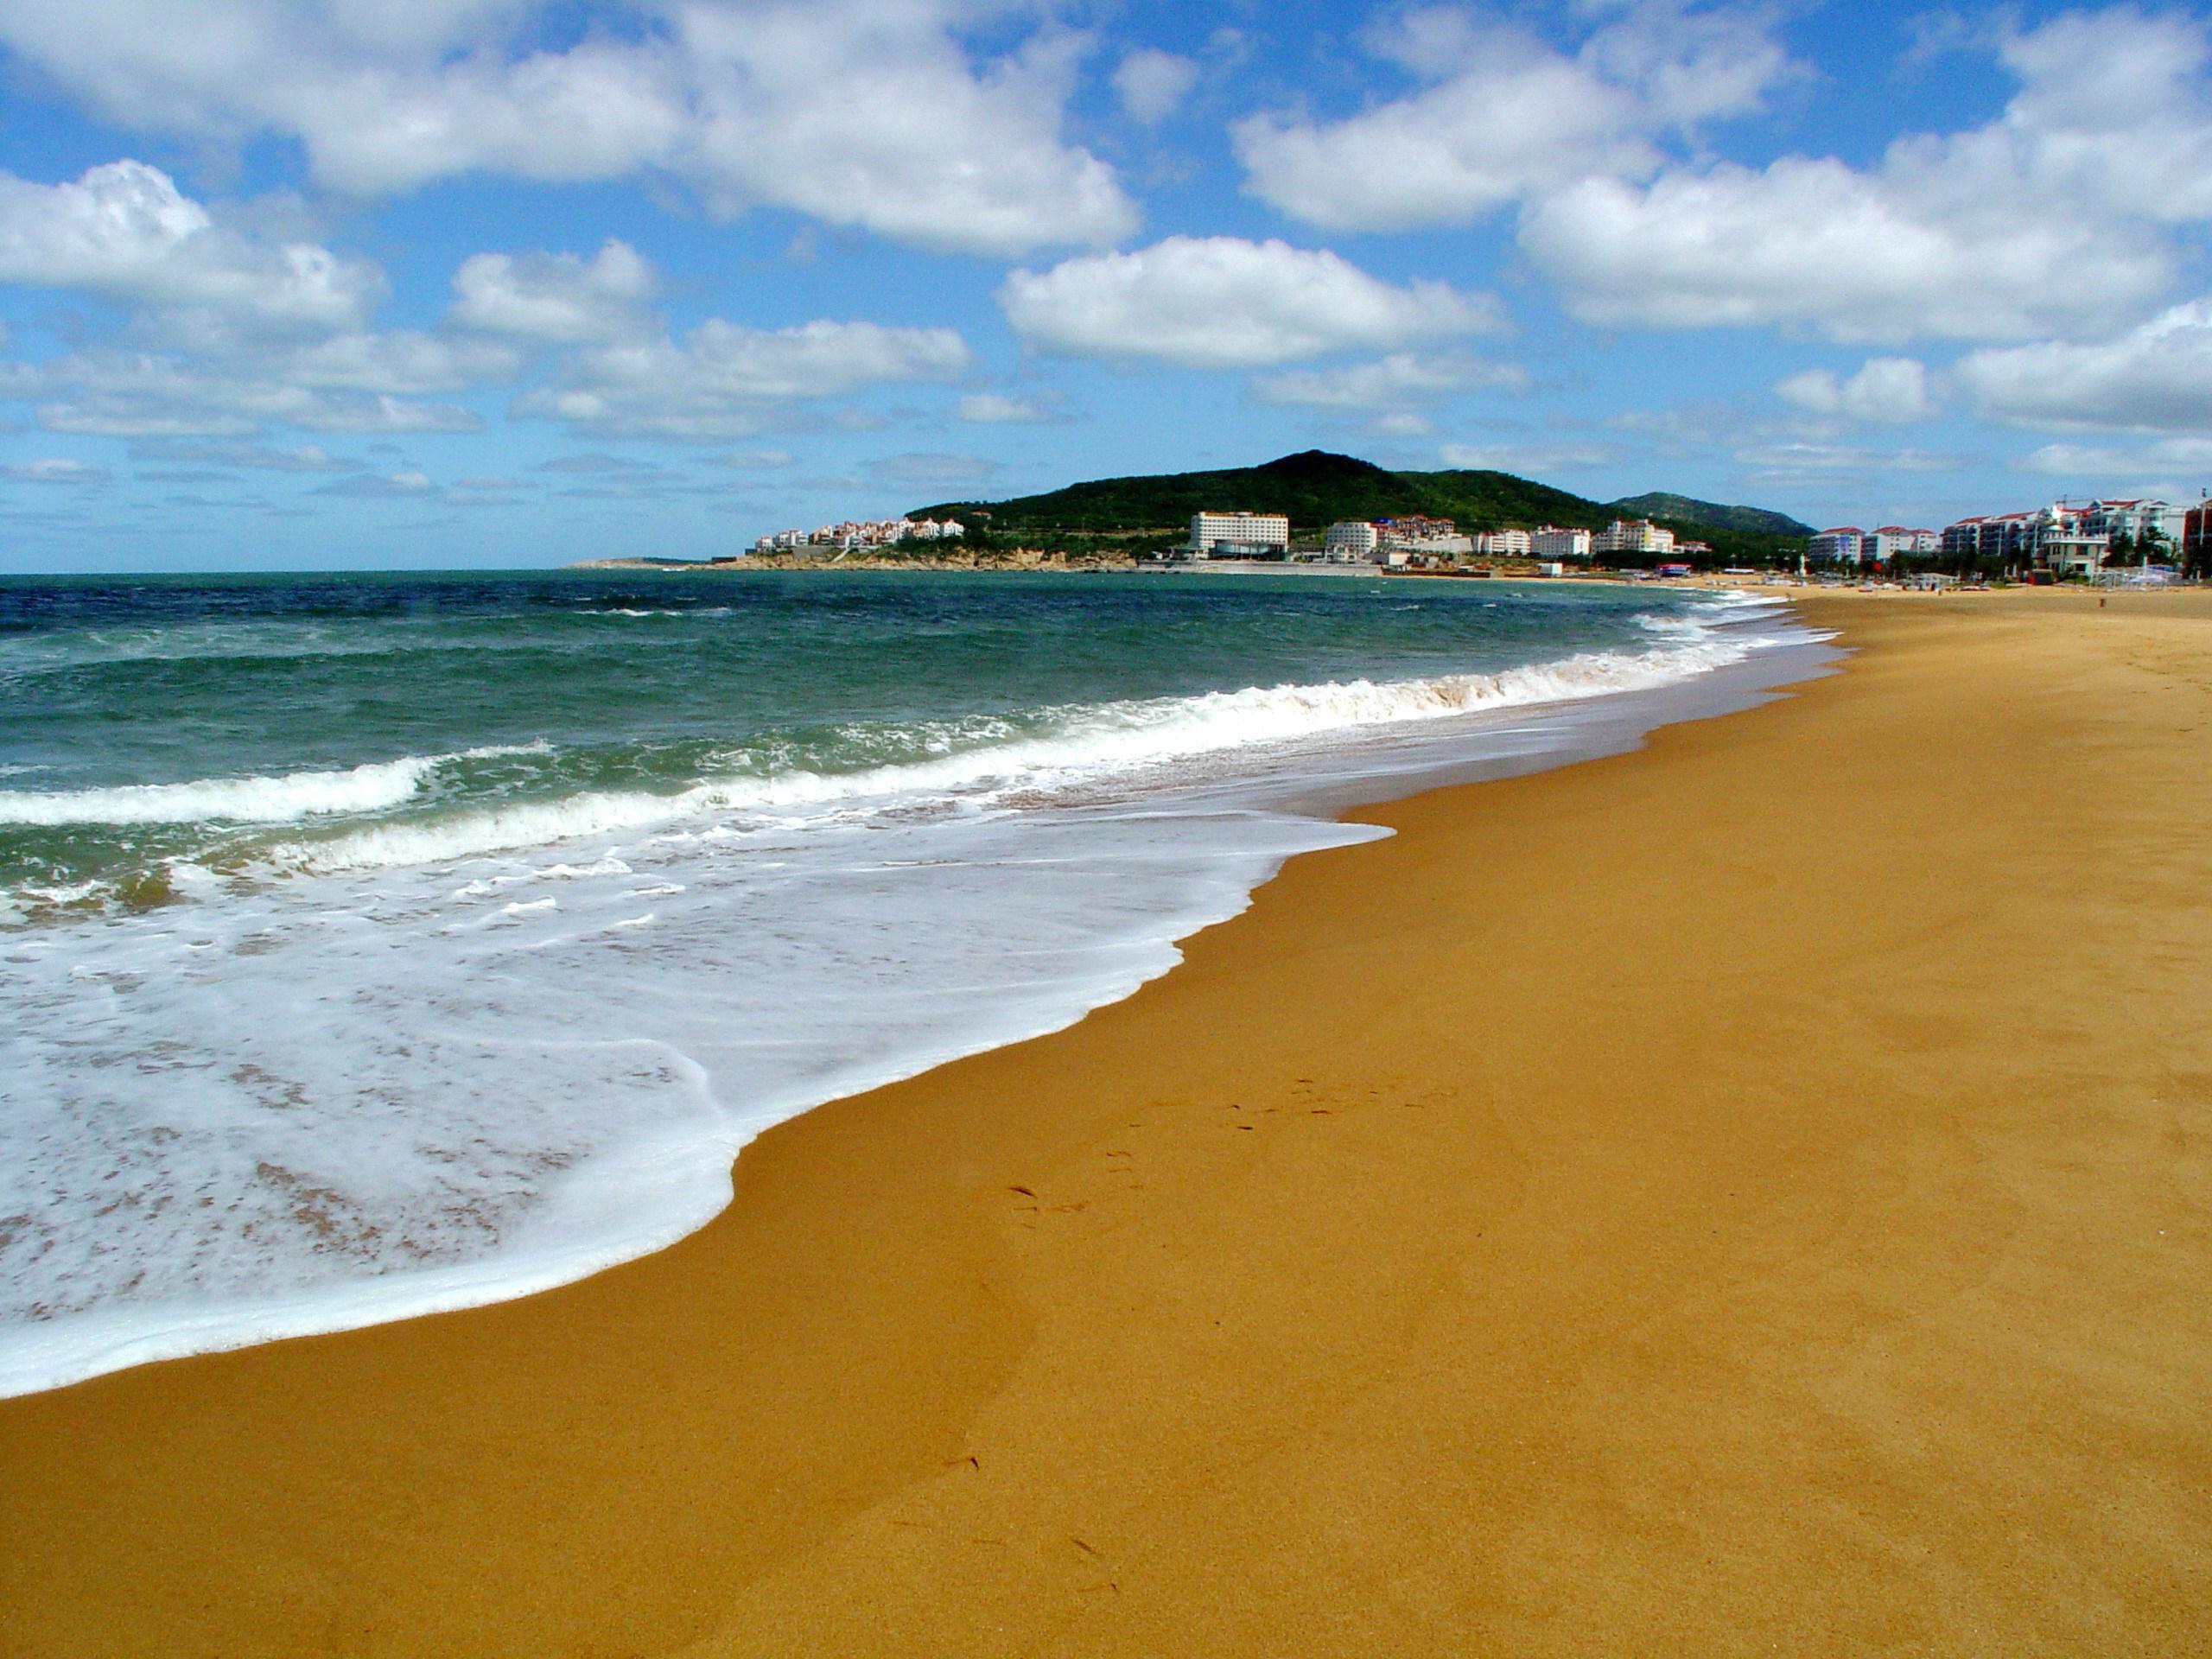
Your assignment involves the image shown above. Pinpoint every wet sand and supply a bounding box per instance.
[4,588,2209,1656]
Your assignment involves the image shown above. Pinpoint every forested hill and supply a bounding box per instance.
[1607,492,1815,537]
[914,451,1807,560]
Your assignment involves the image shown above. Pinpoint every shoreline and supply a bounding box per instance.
[4,588,2208,1655]
[2,589,1824,1401]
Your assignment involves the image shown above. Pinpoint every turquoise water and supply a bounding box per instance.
[0,569,1803,1395]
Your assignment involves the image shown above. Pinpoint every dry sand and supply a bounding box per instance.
[4,588,2209,1656]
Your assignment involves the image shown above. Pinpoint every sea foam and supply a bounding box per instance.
[0,589,1825,1398]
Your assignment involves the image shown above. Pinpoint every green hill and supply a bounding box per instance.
[915,451,1807,565]
[1608,493,1815,537]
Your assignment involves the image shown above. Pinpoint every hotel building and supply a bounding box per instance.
[1188,511,1291,556]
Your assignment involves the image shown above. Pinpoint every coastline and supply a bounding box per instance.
[4,588,2209,1655]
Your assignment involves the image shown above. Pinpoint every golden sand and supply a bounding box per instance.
[4,588,2208,1656]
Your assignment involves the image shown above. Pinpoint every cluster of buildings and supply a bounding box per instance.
[1806,526,1942,564]
[1185,511,1695,567]
[1819,497,2207,578]
[1940,499,2190,578]
[753,516,964,555]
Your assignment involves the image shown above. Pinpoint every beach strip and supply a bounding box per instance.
[3,588,2208,1657]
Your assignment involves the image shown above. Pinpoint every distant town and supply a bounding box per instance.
[1817,497,2209,582]
[753,516,966,554]
[733,463,2209,585]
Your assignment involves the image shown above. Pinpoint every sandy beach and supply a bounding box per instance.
[4,588,2207,1656]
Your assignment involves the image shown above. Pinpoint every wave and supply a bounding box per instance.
[0,743,546,827]
[268,634,1753,876]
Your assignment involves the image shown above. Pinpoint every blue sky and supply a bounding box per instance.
[0,0,2208,569]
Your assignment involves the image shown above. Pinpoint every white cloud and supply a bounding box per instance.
[1955,301,2212,432]
[21,351,481,435]
[2,456,110,484]
[1521,162,2172,343]
[1001,237,1501,369]
[873,451,1000,486]
[449,240,657,343]
[957,391,1056,424]
[1252,351,1528,410]
[1734,441,1964,475]
[1113,48,1198,125]
[515,316,971,438]
[280,330,526,394]
[678,10,1135,256]
[311,468,437,498]
[0,159,382,336]
[2019,436,2212,480]
[0,2,1135,256]
[1438,439,1627,474]
[1519,8,2212,343]
[130,438,352,471]
[1775,358,1935,424]
[1236,3,1796,231]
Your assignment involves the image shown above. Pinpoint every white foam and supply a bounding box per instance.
[0,596,1831,1399]
[265,636,1755,878]
[0,742,547,827]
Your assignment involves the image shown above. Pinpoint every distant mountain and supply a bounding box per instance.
[915,451,1808,561]
[1608,493,1815,538]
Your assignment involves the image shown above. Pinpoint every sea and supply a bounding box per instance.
[0,568,1830,1395]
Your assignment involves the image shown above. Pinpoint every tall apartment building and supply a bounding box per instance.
[1324,520,1380,560]
[1866,527,1937,559]
[1474,528,1531,556]
[1189,511,1291,556]
[1941,503,2116,572]
[1530,524,1592,560]
[1592,518,1676,556]
[2082,499,2185,549]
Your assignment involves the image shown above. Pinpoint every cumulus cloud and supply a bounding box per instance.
[1114,48,1199,125]
[0,159,382,337]
[1775,357,1936,424]
[1521,163,2171,343]
[1955,301,2212,432]
[0,1,1135,256]
[1236,3,1796,231]
[449,240,657,343]
[515,316,971,438]
[1000,237,1501,369]
[1252,351,1528,410]
[1519,8,2212,342]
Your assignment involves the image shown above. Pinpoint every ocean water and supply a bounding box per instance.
[0,569,1822,1394]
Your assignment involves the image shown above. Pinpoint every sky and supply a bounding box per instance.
[0,0,2208,571]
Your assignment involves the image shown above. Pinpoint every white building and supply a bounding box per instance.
[1864,526,1938,562]
[1474,528,1532,557]
[1592,518,1677,556]
[2082,499,2183,549]
[1808,527,1866,563]
[1189,511,1291,556]
[1530,524,1592,560]
[1324,520,1379,561]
